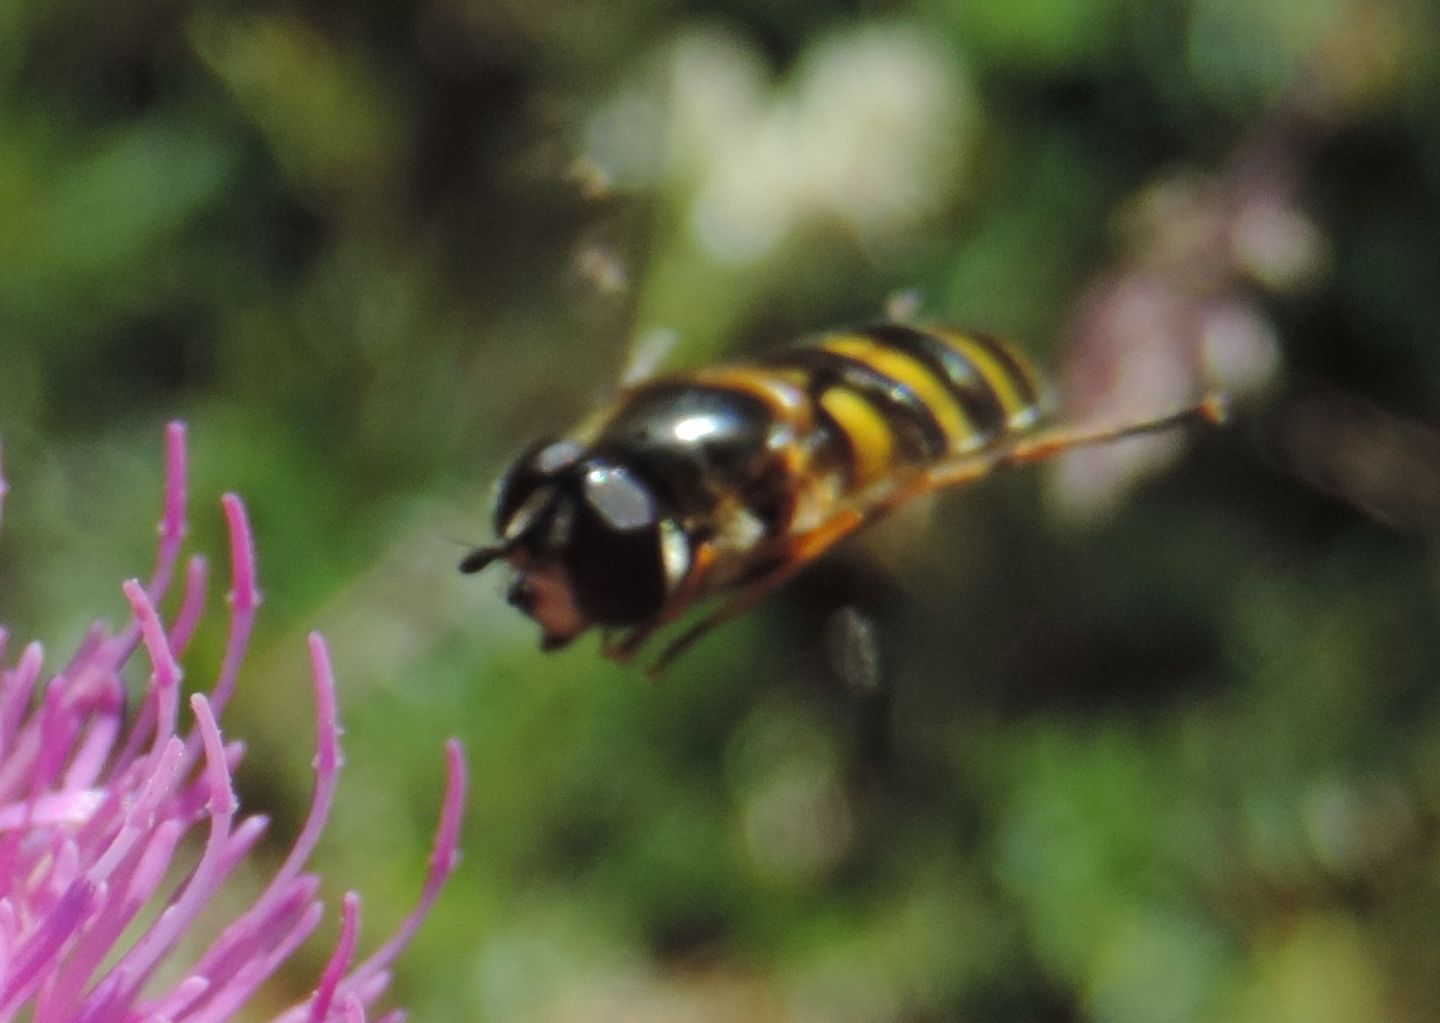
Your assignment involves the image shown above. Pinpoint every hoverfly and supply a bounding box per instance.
[461,322,1224,674]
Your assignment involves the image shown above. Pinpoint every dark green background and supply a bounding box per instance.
[3,0,1439,1019]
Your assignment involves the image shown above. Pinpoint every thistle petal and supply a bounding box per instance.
[0,426,464,1023]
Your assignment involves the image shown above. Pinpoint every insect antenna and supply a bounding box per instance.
[458,544,507,575]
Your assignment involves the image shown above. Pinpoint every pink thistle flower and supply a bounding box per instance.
[0,422,467,1023]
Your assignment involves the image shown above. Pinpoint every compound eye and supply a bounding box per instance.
[564,463,675,627]
[493,438,585,535]
[581,464,655,532]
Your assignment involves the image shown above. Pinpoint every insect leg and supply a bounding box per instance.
[644,508,873,678]
[603,619,665,664]
[603,540,721,666]
[926,392,1228,490]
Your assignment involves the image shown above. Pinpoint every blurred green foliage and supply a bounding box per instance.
[3,0,1440,1019]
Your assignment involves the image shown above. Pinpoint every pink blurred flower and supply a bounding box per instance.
[0,423,466,1023]
[1050,108,1319,516]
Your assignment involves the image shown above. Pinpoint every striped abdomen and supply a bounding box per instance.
[762,323,1046,496]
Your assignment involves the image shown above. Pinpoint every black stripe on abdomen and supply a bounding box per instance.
[858,323,1012,442]
[763,346,951,464]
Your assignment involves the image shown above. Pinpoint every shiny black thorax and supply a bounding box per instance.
[588,381,798,536]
